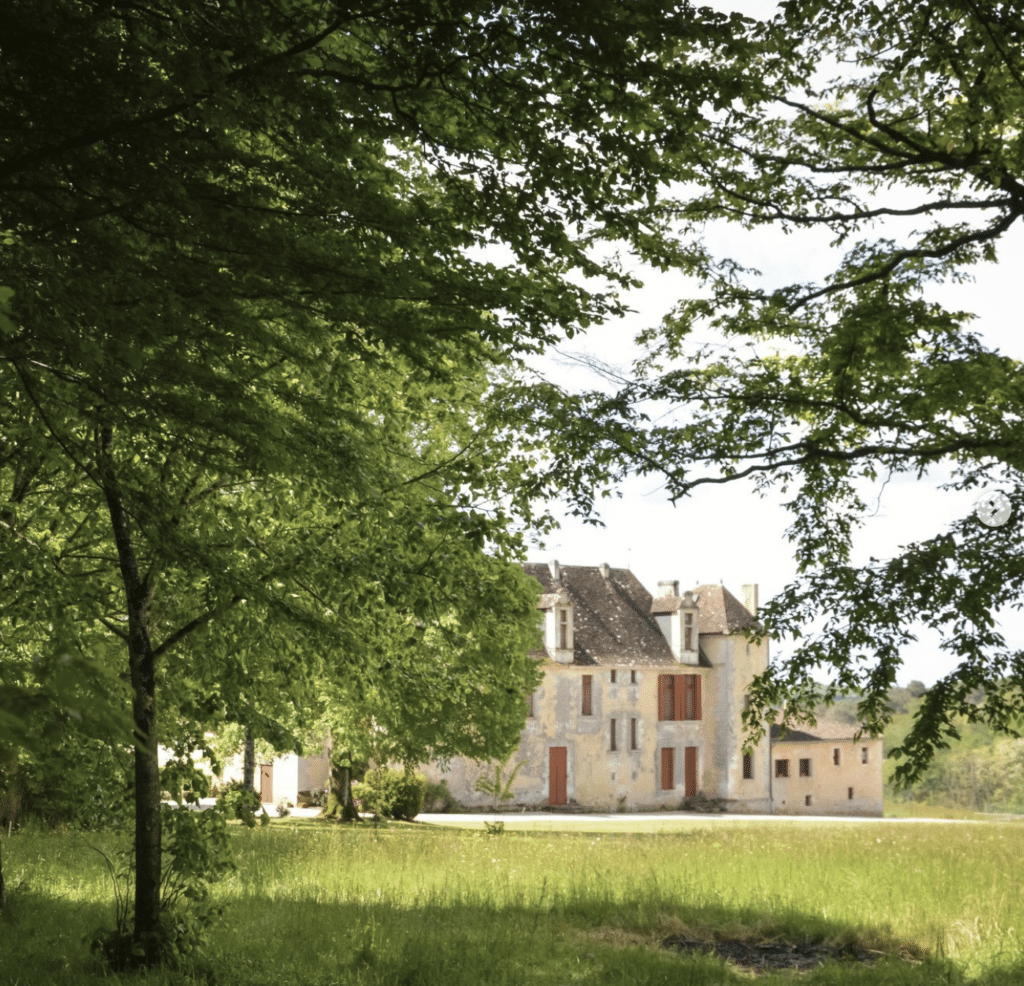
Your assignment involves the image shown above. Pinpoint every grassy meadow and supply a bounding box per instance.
[1,816,1022,986]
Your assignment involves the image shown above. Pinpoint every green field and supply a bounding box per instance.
[2,816,1022,985]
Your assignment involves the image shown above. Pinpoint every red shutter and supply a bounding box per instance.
[658,675,673,721]
[684,746,698,797]
[693,675,702,721]
[549,747,567,805]
[661,746,674,790]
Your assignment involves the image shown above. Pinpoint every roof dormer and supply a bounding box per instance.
[538,587,574,664]
[651,583,700,665]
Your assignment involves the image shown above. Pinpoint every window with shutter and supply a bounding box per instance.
[581,675,593,716]
[630,718,638,750]
[861,747,868,764]
[775,759,789,778]
[799,758,811,777]
[659,674,702,721]
[609,718,617,751]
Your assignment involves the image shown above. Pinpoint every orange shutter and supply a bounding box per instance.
[674,674,685,721]
[692,674,702,721]
[684,746,698,797]
[661,746,674,790]
[582,675,592,715]
[658,674,673,721]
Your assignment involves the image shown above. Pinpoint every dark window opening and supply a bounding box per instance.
[630,669,637,684]
[582,675,593,716]
[861,747,868,764]
[848,787,854,800]
[833,748,840,766]
[610,669,617,684]
[630,718,638,750]
[799,758,811,777]
[742,752,753,780]
[775,759,789,778]
[804,795,812,807]
[610,718,617,751]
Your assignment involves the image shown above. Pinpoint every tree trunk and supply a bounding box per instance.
[243,727,255,792]
[0,834,6,911]
[99,427,161,962]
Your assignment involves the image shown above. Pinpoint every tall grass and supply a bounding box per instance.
[2,819,1023,985]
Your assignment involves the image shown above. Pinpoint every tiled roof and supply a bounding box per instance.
[771,719,872,742]
[691,584,760,634]
[524,563,681,667]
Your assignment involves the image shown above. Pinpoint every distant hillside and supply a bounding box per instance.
[816,686,1024,813]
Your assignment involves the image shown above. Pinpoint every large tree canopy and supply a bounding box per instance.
[511,0,1024,783]
[0,0,754,958]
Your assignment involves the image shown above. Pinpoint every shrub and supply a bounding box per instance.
[275,798,291,818]
[354,769,426,821]
[215,780,261,822]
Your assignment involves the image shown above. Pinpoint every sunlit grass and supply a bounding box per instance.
[2,816,1023,985]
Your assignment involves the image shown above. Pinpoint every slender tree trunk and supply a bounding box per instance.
[243,727,255,791]
[0,834,6,910]
[98,426,161,962]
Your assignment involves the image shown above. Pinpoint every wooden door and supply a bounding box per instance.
[684,746,698,797]
[660,746,674,790]
[259,763,274,803]
[549,747,567,806]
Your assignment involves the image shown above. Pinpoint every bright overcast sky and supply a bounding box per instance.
[525,0,1024,688]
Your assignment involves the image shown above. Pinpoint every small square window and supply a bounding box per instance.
[799,758,811,777]
[861,747,868,764]
[775,759,789,778]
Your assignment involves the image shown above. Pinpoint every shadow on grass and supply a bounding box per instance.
[2,863,1020,985]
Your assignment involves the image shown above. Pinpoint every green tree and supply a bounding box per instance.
[1,0,747,960]
[512,0,1024,784]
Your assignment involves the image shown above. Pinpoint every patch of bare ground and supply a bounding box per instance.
[575,920,926,974]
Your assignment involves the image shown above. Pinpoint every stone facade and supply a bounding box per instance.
[422,561,883,816]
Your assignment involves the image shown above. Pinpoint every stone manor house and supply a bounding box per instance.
[422,561,883,815]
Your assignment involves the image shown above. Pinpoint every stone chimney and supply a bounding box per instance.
[657,579,679,598]
[548,558,561,583]
[600,562,610,579]
[742,584,759,616]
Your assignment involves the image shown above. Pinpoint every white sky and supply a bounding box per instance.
[523,0,1024,688]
